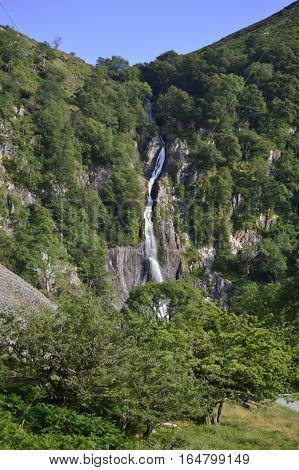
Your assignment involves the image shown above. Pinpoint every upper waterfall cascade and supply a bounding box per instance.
[143,144,167,317]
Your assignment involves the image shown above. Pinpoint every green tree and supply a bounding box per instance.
[238,84,267,127]
[127,281,292,424]
[156,85,195,130]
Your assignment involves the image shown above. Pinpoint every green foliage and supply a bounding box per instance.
[156,85,195,130]
[127,281,293,420]
[140,3,298,291]
[0,396,131,449]
[0,5,298,450]
[238,84,267,127]
[1,280,293,446]
[12,204,63,289]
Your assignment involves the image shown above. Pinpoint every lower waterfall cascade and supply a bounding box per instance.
[143,142,167,317]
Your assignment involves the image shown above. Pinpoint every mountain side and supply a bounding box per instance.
[191,1,299,53]
[0,26,151,304]
[0,4,298,451]
[0,1,298,308]
[141,1,298,304]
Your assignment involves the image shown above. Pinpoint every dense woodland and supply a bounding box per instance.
[0,1,298,449]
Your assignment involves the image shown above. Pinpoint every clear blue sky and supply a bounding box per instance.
[0,0,294,65]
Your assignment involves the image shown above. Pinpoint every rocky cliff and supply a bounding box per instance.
[106,136,236,305]
[107,244,145,304]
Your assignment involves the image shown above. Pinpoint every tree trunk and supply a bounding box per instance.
[217,401,224,424]
[204,415,210,425]
[204,403,215,425]
[143,422,154,439]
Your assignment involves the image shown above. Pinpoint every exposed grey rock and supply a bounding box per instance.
[6,182,15,193]
[89,166,110,196]
[79,170,90,188]
[19,188,35,207]
[256,212,279,231]
[0,219,13,236]
[165,138,189,184]
[268,148,281,167]
[198,245,215,270]
[12,105,25,117]
[230,230,261,255]
[199,128,214,138]
[232,193,244,212]
[208,272,232,306]
[195,246,232,308]
[5,180,35,208]
[0,263,56,314]
[143,98,152,121]
[59,266,81,286]
[107,244,145,303]
[145,135,163,175]
[155,177,181,280]
[0,142,17,161]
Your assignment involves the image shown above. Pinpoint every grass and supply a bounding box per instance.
[138,402,299,450]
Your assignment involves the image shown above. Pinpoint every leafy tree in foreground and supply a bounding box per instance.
[127,281,292,424]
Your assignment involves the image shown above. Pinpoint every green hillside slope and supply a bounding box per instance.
[0,2,298,450]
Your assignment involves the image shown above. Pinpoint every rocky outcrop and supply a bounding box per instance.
[0,142,17,161]
[165,138,189,184]
[232,193,244,212]
[208,273,232,306]
[0,263,56,314]
[230,230,261,255]
[196,246,232,307]
[12,105,25,117]
[4,181,36,208]
[107,244,145,303]
[89,166,110,196]
[268,148,281,167]
[0,141,17,174]
[156,139,233,306]
[256,212,279,231]
[155,177,181,280]
[144,135,162,175]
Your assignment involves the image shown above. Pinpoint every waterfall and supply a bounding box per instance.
[143,143,167,317]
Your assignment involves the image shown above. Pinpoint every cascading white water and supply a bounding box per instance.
[144,144,167,317]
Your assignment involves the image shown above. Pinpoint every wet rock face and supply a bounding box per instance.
[232,193,244,212]
[155,177,181,281]
[144,135,163,175]
[107,244,145,303]
[19,188,36,207]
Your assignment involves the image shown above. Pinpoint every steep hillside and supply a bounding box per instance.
[141,0,299,306]
[0,263,56,313]
[0,3,298,450]
[0,3,298,310]
[191,1,299,53]
[0,26,151,304]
